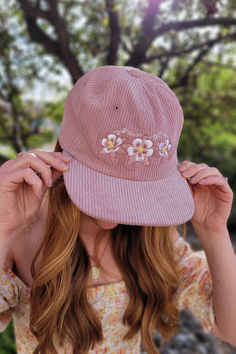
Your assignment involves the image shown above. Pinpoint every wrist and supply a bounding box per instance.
[193,225,231,251]
[192,222,228,238]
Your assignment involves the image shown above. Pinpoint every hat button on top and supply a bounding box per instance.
[128,68,142,78]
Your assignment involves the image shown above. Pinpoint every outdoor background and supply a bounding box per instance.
[0,0,236,353]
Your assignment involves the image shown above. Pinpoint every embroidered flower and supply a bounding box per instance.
[159,139,171,158]
[99,133,125,161]
[101,134,123,153]
[127,138,153,166]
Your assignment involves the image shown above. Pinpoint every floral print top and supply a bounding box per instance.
[0,236,215,353]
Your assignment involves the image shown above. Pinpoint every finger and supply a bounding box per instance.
[12,150,71,168]
[178,161,198,172]
[13,153,57,187]
[44,150,72,163]
[178,163,210,178]
[186,167,220,184]
[31,149,72,162]
[7,167,43,199]
[55,151,72,162]
[26,150,72,166]
[194,175,231,193]
[9,151,70,187]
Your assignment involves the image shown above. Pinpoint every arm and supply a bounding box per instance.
[195,226,236,347]
[173,229,215,332]
[177,160,235,346]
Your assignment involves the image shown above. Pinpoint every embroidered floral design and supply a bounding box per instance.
[127,138,153,166]
[99,134,125,161]
[159,139,171,158]
[99,129,172,165]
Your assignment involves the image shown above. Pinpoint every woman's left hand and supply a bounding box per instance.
[178,161,234,233]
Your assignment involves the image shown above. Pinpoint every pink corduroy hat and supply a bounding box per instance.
[58,65,194,226]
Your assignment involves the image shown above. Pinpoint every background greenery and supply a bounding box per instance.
[0,0,236,352]
[0,321,16,354]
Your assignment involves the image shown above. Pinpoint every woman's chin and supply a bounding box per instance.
[94,219,119,229]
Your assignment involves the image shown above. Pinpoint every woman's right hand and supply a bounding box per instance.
[0,149,71,243]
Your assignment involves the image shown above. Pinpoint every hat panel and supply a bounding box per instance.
[59,65,194,226]
[60,66,181,182]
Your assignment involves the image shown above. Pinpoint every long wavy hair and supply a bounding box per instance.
[29,138,187,354]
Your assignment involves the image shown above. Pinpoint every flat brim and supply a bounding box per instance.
[62,151,194,226]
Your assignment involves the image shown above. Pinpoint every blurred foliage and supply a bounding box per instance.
[0,0,68,159]
[0,320,16,354]
[176,62,236,229]
[0,0,236,157]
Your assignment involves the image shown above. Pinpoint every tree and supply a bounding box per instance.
[1,0,236,162]
[15,0,236,85]
[0,2,60,163]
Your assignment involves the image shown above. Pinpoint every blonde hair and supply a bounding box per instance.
[29,138,186,353]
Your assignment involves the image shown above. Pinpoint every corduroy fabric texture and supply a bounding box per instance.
[59,65,194,226]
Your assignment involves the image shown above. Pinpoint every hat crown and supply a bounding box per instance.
[59,65,184,181]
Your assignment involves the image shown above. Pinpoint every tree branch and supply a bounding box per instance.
[154,17,236,37]
[144,32,236,63]
[105,0,121,65]
[16,0,50,21]
[158,57,170,78]
[126,16,236,68]
[202,60,236,71]
[120,38,132,56]
[125,0,162,67]
[62,1,78,18]
[17,0,83,83]
[172,45,213,89]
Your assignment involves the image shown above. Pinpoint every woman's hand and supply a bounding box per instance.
[178,161,234,233]
[0,149,71,244]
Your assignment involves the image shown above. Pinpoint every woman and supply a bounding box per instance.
[0,65,235,353]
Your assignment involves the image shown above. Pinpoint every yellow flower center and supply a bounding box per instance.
[162,145,168,153]
[107,140,115,148]
[137,146,144,153]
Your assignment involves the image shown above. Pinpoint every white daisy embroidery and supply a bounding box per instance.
[101,134,123,153]
[159,139,171,157]
[127,138,153,164]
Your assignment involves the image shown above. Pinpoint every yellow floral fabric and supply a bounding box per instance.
[0,236,215,353]
[172,236,215,332]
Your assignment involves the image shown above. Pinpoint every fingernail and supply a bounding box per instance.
[47,177,53,186]
[190,176,196,182]
[199,179,206,184]
[182,172,191,178]
[60,161,68,168]
[63,156,72,161]
[178,164,185,171]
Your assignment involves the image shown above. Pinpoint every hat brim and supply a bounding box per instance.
[62,151,194,226]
